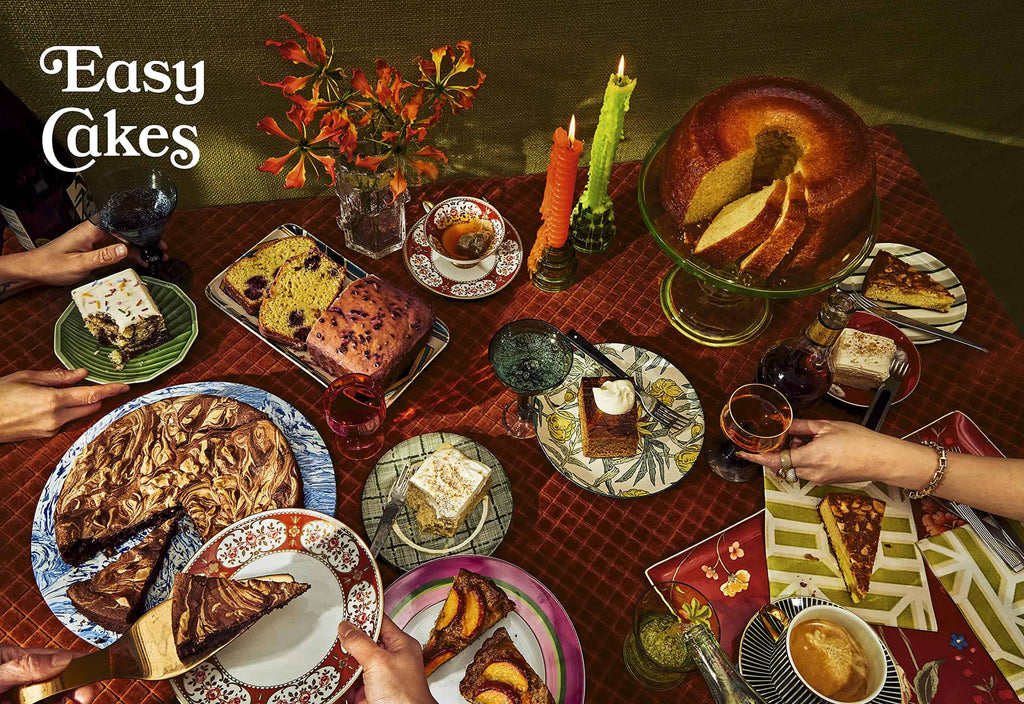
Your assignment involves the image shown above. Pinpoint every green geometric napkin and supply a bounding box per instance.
[764,474,936,630]
[918,523,1024,701]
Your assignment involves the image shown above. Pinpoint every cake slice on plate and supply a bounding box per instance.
[693,178,786,268]
[422,569,516,677]
[740,171,808,279]
[818,493,886,603]
[258,249,345,349]
[406,443,493,538]
[171,573,309,660]
[66,516,178,633]
[829,328,896,390]
[579,377,640,459]
[221,235,319,314]
[863,250,955,312]
[459,627,555,704]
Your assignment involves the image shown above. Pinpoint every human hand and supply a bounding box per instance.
[338,616,437,704]
[16,221,131,287]
[0,368,130,443]
[0,644,95,704]
[737,418,923,485]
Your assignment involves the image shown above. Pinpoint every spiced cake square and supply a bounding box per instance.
[406,443,492,538]
[579,377,639,459]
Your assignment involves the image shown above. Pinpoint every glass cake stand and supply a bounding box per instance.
[637,129,879,347]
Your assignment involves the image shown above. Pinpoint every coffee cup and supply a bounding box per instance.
[424,196,506,269]
[766,603,886,704]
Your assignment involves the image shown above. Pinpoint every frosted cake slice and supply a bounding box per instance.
[830,328,896,390]
[72,269,170,369]
[406,443,492,538]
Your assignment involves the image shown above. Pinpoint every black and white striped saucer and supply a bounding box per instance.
[737,596,904,704]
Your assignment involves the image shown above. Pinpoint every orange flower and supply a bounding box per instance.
[701,564,719,580]
[256,104,346,188]
[729,541,744,560]
[262,15,347,104]
[417,41,486,114]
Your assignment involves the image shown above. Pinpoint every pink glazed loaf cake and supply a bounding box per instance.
[306,276,435,388]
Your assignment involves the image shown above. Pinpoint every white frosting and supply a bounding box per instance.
[830,328,896,390]
[593,379,636,415]
[408,446,492,520]
[72,269,162,330]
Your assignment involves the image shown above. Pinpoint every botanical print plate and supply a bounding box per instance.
[534,342,704,498]
[763,472,936,630]
[826,311,922,408]
[737,596,903,704]
[839,242,966,345]
[171,508,382,704]
[361,432,513,573]
[31,382,336,648]
[404,213,523,299]
[911,413,1024,701]
[383,555,585,704]
[54,275,198,384]
[206,224,450,406]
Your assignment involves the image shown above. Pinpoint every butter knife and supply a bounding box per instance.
[861,357,908,431]
[369,463,414,558]
[847,291,988,352]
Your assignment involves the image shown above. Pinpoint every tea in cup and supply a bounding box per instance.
[424,196,506,269]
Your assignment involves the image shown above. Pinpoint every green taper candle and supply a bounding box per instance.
[571,56,637,252]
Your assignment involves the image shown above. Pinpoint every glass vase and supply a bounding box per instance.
[334,160,409,259]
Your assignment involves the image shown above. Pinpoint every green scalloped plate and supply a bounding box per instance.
[54,276,198,384]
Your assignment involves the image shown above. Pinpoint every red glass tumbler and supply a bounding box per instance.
[323,373,387,460]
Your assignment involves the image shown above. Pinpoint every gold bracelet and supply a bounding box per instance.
[905,441,948,499]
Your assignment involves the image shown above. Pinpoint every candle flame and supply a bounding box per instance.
[568,115,576,145]
[617,55,625,79]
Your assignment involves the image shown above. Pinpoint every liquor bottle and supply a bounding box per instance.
[755,290,854,411]
[683,623,768,704]
[0,81,92,249]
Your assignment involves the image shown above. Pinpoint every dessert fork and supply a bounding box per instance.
[563,329,691,434]
[846,291,987,352]
[369,462,414,559]
[13,574,295,704]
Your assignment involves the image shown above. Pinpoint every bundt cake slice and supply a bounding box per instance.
[693,179,786,268]
[258,249,346,349]
[740,171,808,279]
[221,235,319,314]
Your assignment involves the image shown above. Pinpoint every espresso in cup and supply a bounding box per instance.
[790,618,872,702]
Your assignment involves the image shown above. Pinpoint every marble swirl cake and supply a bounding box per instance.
[55,394,303,566]
[171,573,310,660]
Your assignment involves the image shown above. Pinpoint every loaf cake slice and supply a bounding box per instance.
[258,249,345,349]
[740,171,808,279]
[819,493,885,603]
[171,574,309,660]
[693,179,786,268]
[221,235,319,314]
[67,516,178,633]
[863,250,955,312]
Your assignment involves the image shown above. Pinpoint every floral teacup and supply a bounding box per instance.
[424,196,506,269]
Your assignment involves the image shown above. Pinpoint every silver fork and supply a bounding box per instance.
[942,446,1024,572]
[564,329,691,434]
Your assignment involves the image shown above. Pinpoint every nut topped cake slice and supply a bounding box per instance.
[818,492,886,602]
[221,234,319,314]
[423,569,515,677]
[66,516,179,633]
[406,443,492,538]
[863,250,955,312]
[258,248,345,349]
[171,573,309,660]
[72,268,171,369]
[459,627,555,704]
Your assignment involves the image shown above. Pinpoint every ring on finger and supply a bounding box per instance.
[785,467,798,483]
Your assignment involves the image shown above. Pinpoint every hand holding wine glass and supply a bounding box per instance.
[709,383,793,483]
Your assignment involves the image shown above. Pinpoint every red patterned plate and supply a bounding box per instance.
[170,508,382,704]
[827,311,922,408]
[403,214,522,300]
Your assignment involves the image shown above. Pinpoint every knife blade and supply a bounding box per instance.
[861,367,904,431]
[369,463,413,558]
[848,292,988,352]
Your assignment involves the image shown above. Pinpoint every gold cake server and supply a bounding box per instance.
[14,574,294,704]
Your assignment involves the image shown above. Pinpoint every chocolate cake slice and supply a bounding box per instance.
[171,574,309,660]
[67,516,178,633]
[818,492,886,602]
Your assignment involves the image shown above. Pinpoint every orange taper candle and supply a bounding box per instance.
[529,116,584,273]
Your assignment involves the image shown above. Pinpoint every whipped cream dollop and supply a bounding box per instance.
[593,379,636,415]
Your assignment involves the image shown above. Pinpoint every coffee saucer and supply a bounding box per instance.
[737,596,903,704]
[404,214,522,300]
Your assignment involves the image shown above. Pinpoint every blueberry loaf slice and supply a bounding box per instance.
[258,249,345,349]
[307,276,435,388]
[221,235,319,315]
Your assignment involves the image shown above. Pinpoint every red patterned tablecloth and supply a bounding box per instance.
[1,126,1021,703]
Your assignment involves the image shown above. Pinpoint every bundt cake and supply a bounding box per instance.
[693,178,786,267]
[740,170,809,278]
[659,76,875,276]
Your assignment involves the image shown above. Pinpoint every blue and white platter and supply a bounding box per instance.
[31,381,336,648]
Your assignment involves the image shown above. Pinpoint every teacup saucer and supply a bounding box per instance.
[737,596,903,704]
[404,214,522,300]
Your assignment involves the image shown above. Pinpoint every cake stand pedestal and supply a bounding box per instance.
[639,129,878,348]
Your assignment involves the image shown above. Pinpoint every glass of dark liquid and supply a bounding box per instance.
[88,167,187,284]
[488,319,574,439]
[323,373,387,460]
[708,383,793,483]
